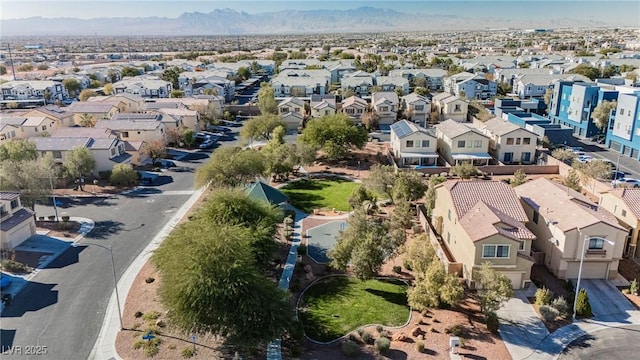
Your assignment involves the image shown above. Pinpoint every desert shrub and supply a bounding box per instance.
[134,311,144,318]
[181,346,196,358]
[630,279,639,295]
[446,324,463,336]
[168,344,177,350]
[1,260,30,273]
[539,305,559,322]
[297,244,307,256]
[403,260,412,271]
[61,215,70,222]
[361,331,372,344]
[393,265,402,273]
[551,296,569,317]
[623,288,630,294]
[486,312,499,334]
[374,337,391,354]
[375,325,383,333]
[575,289,593,317]
[341,340,359,357]
[131,322,142,330]
[132,340,146,350]
[142,310,161,322]
[110,164,138,186]
[145,277,155,284]
[535,287,553,306]
[48,215,56,221]
[416,341,425,352]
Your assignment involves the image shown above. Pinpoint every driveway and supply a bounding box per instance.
[579,279,638,322]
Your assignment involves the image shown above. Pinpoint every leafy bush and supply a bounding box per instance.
[109,164,138,186]
[535,287,553,306]
[132,340,146,350]
[361,331,372,344]
[392,265,402,273]
[142,310,161,322]
[486,312,499,334]
[1,260,30,273]
[446,324,463,336]
[551,296,569,317]
[416,341,425,352]
[181,346,196,358]
[341,340,359,357]
[630,279,639,295]
[374,337,391,354]
[539,305,559,322]
[403,260,412,271]
[576,289,593,317]
[61,215,70,222]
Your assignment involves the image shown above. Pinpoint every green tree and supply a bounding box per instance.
[240,114,285,142]
[360,111,380,131]
[406,233,437,275]
[390,199,414,230]
[79,89,98,101]
[257,83,278,115]
[182,128,195,148]
[78,113,96,127]
[408,261,463,310]
[591,100,617,130]
[450,162,478,179]
[300,114,368,161]
[160,67,182,89]
[498,83,513,96]
[262,140,316,181]
[511,169,527,187]
[0,154,57,210]
[575,288,593,317]
[552,148,577,163]
[425,175,447,216]
[120,66,141,77]
[237,66,251,80]
[415,87,430,96]
[109,163,138,186]
[476,262,514,315]
[392,170,428,202]
[195,147,265,188]
[63,146,95,179]
[573,159,611,193]
[171,90,185,98]
[364,164,396,201]
[104,83,114,95]
[62,78,81,97]
[0,139,38,161]
[568,64,600,80]
[348,186,376,210]
[564,169,582,192]
[141,140,167,165]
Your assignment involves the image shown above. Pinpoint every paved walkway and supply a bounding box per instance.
[266,205,308,360]
[89,186,206,360]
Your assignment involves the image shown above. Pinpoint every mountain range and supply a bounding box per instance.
[0,7,614,37]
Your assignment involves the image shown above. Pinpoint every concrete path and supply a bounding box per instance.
[266,205,308,360]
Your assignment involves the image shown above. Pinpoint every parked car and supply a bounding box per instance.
[206,125,232,133]
[612,177,640,188]
[609,170,626,180]
[199,139,215,149]
[153,159,176,168]
[575,155,593,163]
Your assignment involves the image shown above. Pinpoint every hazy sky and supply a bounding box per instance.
[1,0,638,23]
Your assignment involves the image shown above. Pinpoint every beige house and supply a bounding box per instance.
[280,112,304,132]
[371,92,399,125]
[515,178,626,279]
[0,116,57,143]
[0,192,36,251]
[95,117,165,144]
[481,117,539,164]
[432,180,536,289]
[598,188,640,259]
[432,93,468,122]
[341,96,368,123]
[88,93,146,113]
[310,96,336,118]
[24,106,75,128]
[434,119,492,166]
[0,119,21,143]
[68,102,120,125]
[401,92,429,125]
[277,97,306,116]
[156,108,200,131]
[390,120,438,167]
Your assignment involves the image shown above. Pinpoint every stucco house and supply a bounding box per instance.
[0,192,36,252]
[481,117,539,164]
[310,97,336,118]
[434,119,491,166]
[432,93,469,123]
[341,96,368,123]
[401,92,430,125]
[514,178,626,279]
[95,115,166,143]
[371,92,399,125]
[431,180,536,289]
[112,76,173,98]
[68,102,120,126]
[388,69,447,91]
[277,97,306,116]
[390,120,438,167]
[374,76,410,95]
[341,74,374,97]
[598,188,640,259]
[1,80,66,106]
[23,106,75,128]
[454,77,497,100]
[0,116,57,143]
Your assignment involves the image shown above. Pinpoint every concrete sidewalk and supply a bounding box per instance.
[89,186,206,360]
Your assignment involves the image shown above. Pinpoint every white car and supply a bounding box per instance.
[611,177,640,188]
[575,155,593,163]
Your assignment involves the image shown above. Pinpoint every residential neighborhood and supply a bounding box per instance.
[1,3,640,360]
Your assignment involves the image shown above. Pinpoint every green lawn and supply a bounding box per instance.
[298,277,410,342]
[280,178,359,214]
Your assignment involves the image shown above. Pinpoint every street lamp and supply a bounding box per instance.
[73,242,124,330]
[572,235,614,320]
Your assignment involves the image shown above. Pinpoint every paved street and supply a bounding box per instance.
[0,158,200,360]
[575,139,640,179]
[558,324,640,360]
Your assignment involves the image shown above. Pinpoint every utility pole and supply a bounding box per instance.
[127,36,133,64]
[49,176,59,222]
[7,43,17,80]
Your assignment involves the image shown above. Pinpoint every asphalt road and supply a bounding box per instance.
[0,158,200,360]
[558,324,640,360]
[575,138,640,179]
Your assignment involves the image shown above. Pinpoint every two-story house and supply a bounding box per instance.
[23,105,76,128]
[390,120,438,167]
[401,92,430,125]
[341,96,368,123]
[310,95,336,118]
[607,92,640,161]
[432,181,536,289]
[515,178,626,279]
[1,80,66,107]
[68,102,120,126]
[389,69,447,91]
[95,115,166,143]
[599,188,640,259]
[112,76,172,98]
[341,72,375,97]
[374,76,410,95]
[271,69,331,98]
[0,192,36,251]
[434,119,491,166]
[481,117,539,164]
[0,116,57,142]
[454,77,497,100]
[432,93,469,123]
[371,92,399,125]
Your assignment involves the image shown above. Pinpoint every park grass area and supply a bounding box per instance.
[280,178,358,214]
[298,276,410,342]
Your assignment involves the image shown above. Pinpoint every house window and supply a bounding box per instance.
[0,205,7,217]
[482,245,510,258]
[506,137,514,145]
[519,240,526,251]
[121,131,129,138]
[414,105,424,111]
[110,148,116,156]
[588,238,604,250]
[406,140,414,148]
[42,125,47,131]
[421,140,430,147]
[474,140,482,148]
[516,138,521,145]
[454,104,461,112]
[52,151,62,159]
[10,199,19,209]
[457,140,466,148]
[357,109,363,114]
[523,138,531,145]
[620,109,624,115]
[621,209,627,217]
[380,106,389,112]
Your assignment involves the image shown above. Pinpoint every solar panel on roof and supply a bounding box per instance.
[391,121,413,138]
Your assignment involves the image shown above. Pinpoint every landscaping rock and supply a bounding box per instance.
[417,334,425,340]
[411,326,424,337]
[305,272,315,281]
[304,265,312,273]
[391,332,408,342]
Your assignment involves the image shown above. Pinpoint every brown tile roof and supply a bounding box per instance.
[514,178,624,232]
[610,188,640,218]
[445,180,528,222]
[459,201,535,242]
[0,192,20,201]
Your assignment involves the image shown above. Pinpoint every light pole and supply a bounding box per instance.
[73,243,124,330]
[48,176,59,222]
[572,235,614,320]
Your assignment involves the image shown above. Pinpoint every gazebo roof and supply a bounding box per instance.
[246,181,288,205]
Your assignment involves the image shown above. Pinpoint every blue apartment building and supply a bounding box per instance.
[607,92,640,160]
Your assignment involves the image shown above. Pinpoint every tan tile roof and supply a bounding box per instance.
[445,180,528,222]
[459,201,535,242]
[610,188,640,218]
[514,178,624,232]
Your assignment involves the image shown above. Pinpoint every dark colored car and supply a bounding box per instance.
[153,159,176,168]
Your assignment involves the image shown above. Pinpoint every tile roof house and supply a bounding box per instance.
[95,114,166,143]
[431,180,535,289]
[598,188,640,259]
[0,192,36,251]
[434,119,491,166]
[480,117,539,164]
[112,75,172,98]
[390,120,438,167]
[23,105,75,127]
[341,96,368,122]
[515,178,627,279]
[0,116,57,143]
[431,93,469,123]
[374,76,410,95]
[67,102,120,126]
[371,91,399,125]
[310,95,336,118]
[388,69,447,91]
[401,92,430,125]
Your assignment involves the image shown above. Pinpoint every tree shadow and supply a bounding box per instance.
[364,288,408,307]
[0,329,16,352]
[0,281,58,318]
[562,334,596,352]
[122,187,163,198]
[298,276,353,342]
[44,244,86,269]
[283,179,326,191]
[85,220,124,239]
[281,192,325,214]
[458,353,487,360]
[382,349,408,359]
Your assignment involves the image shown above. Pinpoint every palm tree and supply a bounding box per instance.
[79,113,96,127]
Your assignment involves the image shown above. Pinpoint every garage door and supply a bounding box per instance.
[502,272,523,289]
[7,222,35,249]
[609,141,621,152]
[566,262,608,279]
